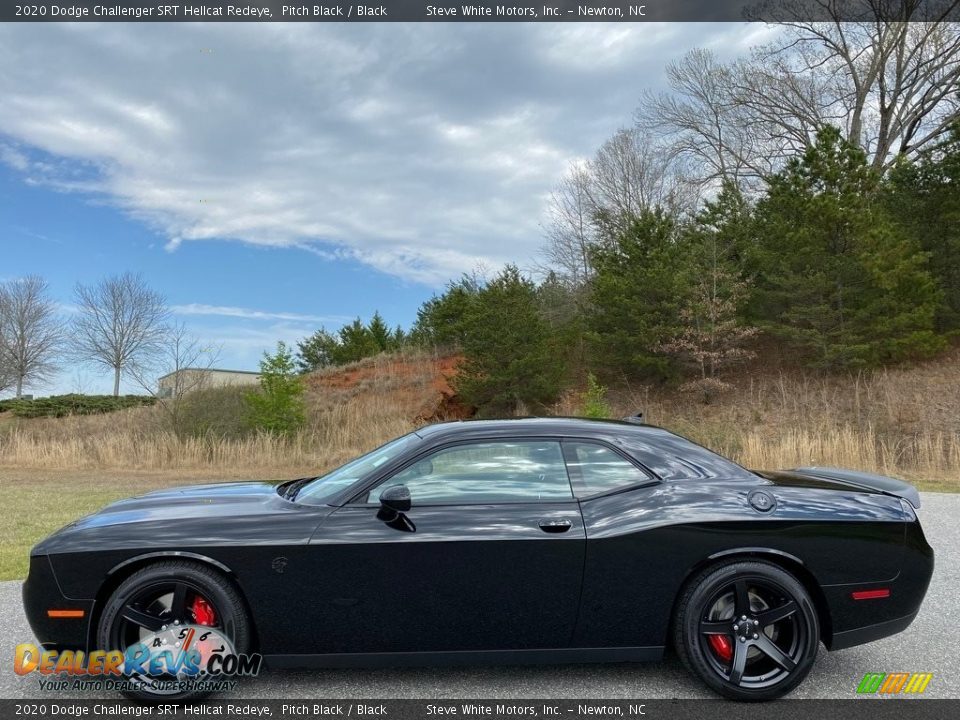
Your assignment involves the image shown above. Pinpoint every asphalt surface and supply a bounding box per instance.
[1,492,957,700]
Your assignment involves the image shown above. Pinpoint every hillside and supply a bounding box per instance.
[0,347,958,489]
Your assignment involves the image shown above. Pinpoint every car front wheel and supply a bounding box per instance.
[96,560,251,702]
[674,560,820,701]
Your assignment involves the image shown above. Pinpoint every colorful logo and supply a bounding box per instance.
[15,623,261,696]
[856,672,933,695]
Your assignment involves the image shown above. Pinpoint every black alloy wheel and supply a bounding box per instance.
[97,561,251,702]
[674,560,819,701]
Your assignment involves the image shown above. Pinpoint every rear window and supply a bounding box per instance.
[619,428,755,481]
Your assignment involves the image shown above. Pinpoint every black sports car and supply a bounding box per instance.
[24,418,933,701]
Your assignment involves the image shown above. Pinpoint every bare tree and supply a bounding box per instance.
[0,276,63,398]
[72,273,170,396]
[0,291,12,396]
[0,362,13,396]
[638,4,960,181]
[541,128,697,283]
[587,128,697,233]
[129,323,221,434]
[542,164,595,285]
[637,49,772,186]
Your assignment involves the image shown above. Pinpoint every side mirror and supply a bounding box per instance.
[380,485,411,513]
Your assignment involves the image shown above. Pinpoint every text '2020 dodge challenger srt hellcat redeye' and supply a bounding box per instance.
[24,418,933,701]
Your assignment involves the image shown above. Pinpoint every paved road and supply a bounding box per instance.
[2,493,957,700]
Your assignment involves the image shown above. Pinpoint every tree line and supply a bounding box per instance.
[6,4,959,425]
[295,7,960,416]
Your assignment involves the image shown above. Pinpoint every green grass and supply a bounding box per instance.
[0,484,130,580]
[0,469,283,581]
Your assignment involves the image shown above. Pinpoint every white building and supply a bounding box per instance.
[157,368,261,398]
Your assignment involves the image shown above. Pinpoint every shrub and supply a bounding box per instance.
[580,373,611,419]
[0,394,155,418]
[245,342,306,436]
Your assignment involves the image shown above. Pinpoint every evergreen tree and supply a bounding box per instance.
[367,311,393,352]
[409,273,482,348]
[245,341,306,436]
[885,125,960,331]
[454,265,563,416]
[749,127,943,368]
[296,328,338,372]
[587,208,692,380]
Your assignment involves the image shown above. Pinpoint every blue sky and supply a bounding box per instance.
[0,22,765,396]
[2,157,425,391]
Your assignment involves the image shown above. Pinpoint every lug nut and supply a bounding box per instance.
[753,633,759,639]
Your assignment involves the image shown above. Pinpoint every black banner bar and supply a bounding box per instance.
[3,0,960,23]
[1,700,958,720]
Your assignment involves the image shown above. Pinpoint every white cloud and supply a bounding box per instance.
[0,143,28,170]
[171,303,349,324]
[0,23,748,285]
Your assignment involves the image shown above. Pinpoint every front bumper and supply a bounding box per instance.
[22,554,93,651]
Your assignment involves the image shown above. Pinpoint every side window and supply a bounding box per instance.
[563,441,652,497]
[367,441,573,505]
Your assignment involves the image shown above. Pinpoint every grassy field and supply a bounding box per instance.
[0,468,315,581]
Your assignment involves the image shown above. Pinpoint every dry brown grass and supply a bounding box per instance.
[1,347,958,490]
[556,346,960,490]
[0,350,448,473]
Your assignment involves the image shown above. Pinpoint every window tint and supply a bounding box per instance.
[564,441,651,496]
[367,441,573,505]
[618,427,755,481]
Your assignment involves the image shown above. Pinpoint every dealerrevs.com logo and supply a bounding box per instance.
[15,623,262,695]
[856,672,934,695]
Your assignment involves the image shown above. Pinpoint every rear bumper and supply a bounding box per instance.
[824,518,933,650]
[830,610,919,651]
[22,554,93,651]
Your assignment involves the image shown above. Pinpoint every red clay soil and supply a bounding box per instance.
[305,354,474,421]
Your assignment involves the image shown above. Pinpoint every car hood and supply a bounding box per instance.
[40,481,286,541]
[757,467,921,509]
[32,479,331,556]
[79,481,281,523]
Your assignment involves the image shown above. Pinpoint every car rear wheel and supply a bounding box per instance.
[97,560,251,702]
[674,560,819,701]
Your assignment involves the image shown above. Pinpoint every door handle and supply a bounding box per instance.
[538,519,572,533]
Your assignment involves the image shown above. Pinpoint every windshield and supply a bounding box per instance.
[294,433,420,505]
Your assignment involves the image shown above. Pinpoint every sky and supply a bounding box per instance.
[0,22,769,396]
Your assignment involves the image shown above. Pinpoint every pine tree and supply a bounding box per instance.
[245,342,306,436]
[749,126,943,368]
[409,274,482,349]
[454,265,563,416]
[885,124,960,331]
[367,311,393,352]
[587,208,692,380]
[296,328,338,372]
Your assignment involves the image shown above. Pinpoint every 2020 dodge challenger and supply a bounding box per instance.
[24,418,933,700]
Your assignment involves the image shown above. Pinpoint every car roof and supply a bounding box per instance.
[414,417,672,441]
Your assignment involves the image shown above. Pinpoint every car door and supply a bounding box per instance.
[305,439,586,655]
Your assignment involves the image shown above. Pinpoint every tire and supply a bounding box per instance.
[97,560,251,702]
[673,560,819,701]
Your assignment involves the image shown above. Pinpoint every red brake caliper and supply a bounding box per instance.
[191,595,217,626]
[708,634,734,663]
